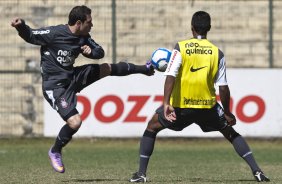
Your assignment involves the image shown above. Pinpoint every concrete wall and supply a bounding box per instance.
[0,0,281,136]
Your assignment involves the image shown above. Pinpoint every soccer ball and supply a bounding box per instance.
[150,48,171,72]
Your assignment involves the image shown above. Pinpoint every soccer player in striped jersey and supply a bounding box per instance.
[130,11,269,183]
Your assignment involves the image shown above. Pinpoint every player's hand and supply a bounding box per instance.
[81,45,92,55]
[224,111,236,126]
[11,17,23,27]
[164,104,176,122]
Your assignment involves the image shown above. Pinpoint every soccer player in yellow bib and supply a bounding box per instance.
[130,11,269,183]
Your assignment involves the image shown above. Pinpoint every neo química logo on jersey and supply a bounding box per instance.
[185,42,212,56]
[57,50,75,66]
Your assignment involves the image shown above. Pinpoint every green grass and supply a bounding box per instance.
[0,138,281,184]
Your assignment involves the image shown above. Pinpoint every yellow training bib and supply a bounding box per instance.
[170,38,219,108]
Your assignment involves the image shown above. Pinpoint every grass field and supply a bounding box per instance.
[0,138,281,184]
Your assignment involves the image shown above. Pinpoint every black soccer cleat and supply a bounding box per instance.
[253,170,270,182]
[129,172,147,183]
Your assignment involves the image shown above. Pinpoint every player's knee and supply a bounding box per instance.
[143,129,157,138]
[146,114,163,133]
[67,114,82,130]
[99,63,111,78]
[221,126,240,143]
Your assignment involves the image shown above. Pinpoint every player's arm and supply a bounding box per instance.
[163,43,182,122]
[81,36,105,59]
[163,75,176,122]
[11,17,54,46]
[219,85,235,122]
[215,51,236,125]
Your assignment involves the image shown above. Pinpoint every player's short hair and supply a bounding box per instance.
[191,11,211,35]
[68,5,91,26]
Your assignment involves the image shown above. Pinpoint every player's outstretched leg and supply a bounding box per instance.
[111,61,154,77]
[220,126,270,182]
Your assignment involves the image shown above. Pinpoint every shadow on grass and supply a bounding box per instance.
[62,178,124,183]
[190,177,256,183]
[149,177,256,183]
[62,177,257,183]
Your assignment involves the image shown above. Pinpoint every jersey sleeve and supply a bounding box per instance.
[16,20,55,46]
[83,36,105,59]
[164,43,182,77]
[215,54,228,86]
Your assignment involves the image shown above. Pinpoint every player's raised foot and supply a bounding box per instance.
[48,147,65,173]
[145,61,155,76]
[129,172,147,183]
[253,170,270,182]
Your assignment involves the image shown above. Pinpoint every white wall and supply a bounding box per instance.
[44,69,282,137]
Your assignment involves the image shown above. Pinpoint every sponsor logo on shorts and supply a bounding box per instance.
[60,98,69,109]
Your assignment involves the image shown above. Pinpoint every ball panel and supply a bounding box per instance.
[150,48,171,72]
[157,60,168,72]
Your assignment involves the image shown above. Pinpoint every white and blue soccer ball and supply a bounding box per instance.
[150,48,171,72]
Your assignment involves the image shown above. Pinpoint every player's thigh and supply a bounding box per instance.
[43,87,79,122]
[55,88,79,122]
[73,64,100,92]
[156,106,192,131]
[197,103,228,132]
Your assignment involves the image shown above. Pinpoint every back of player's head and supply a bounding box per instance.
[68,5,91,26]
[191,11,211,35]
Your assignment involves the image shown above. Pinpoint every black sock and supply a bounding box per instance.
[232,136,260,172]
[51,124,78,153]
[138,130,157,175]
[110,62,148,76]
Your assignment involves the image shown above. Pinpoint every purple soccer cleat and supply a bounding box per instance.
[48,148,65,173]
[145,61,155,76]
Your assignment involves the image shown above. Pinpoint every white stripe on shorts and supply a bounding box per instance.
[45,90,57,110]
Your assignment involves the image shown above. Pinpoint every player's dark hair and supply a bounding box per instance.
[191,11,211,35]
[68,5,91,26]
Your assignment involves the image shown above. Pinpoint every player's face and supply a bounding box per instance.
[80,14,93,35]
